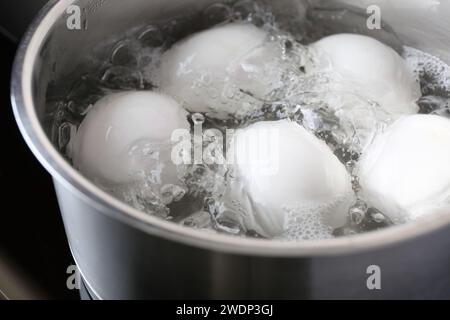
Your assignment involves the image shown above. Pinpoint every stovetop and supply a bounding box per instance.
[0,32,78,300]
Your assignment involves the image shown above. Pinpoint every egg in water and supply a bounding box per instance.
[71,91,190,187]
[358,114,450,222]
[159,23,282,119]
[227,119,354,238]
[309,33,421,115]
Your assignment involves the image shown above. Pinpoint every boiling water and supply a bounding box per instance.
[49,0,450,241]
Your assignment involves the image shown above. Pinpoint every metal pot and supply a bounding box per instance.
[11,0,450,299]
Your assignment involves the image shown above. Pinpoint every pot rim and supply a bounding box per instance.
[11,0,450,258]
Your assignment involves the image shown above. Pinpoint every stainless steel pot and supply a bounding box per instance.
[11,0,450,299]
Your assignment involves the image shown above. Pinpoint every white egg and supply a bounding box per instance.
[228,120,353,237]
[358,114,450,222]
[72,91,190,185]
[310,33,421,115]
[159,23,280,119]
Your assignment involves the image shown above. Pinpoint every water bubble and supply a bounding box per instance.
[206,198,245,235]
[345,160,357,172]
[192,113,205,125]
[110,41,138,67]
[232,0,258,21]
[203,3,232,25]
[138,25,165,47]
[215,218,243,235]
[66,76,104,109]
[348,200,367,226]
[58,122,77,152]
[370,210,387,224]
[118,183,170,218]
[161,184,187,205]
[101,66,144,90]
[333,226,357,237]
[181,211,212,229]
[334,145,359,164]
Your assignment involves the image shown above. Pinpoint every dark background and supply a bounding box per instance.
[0,0,78,299]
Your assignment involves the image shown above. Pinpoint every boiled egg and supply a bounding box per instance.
[358,114,450,222]
[228,119,353,237]
[71,91,190,186]
[159,23,280,119]
[310,33,421,115]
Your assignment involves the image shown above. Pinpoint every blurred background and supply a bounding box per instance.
[0,0,78,299]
